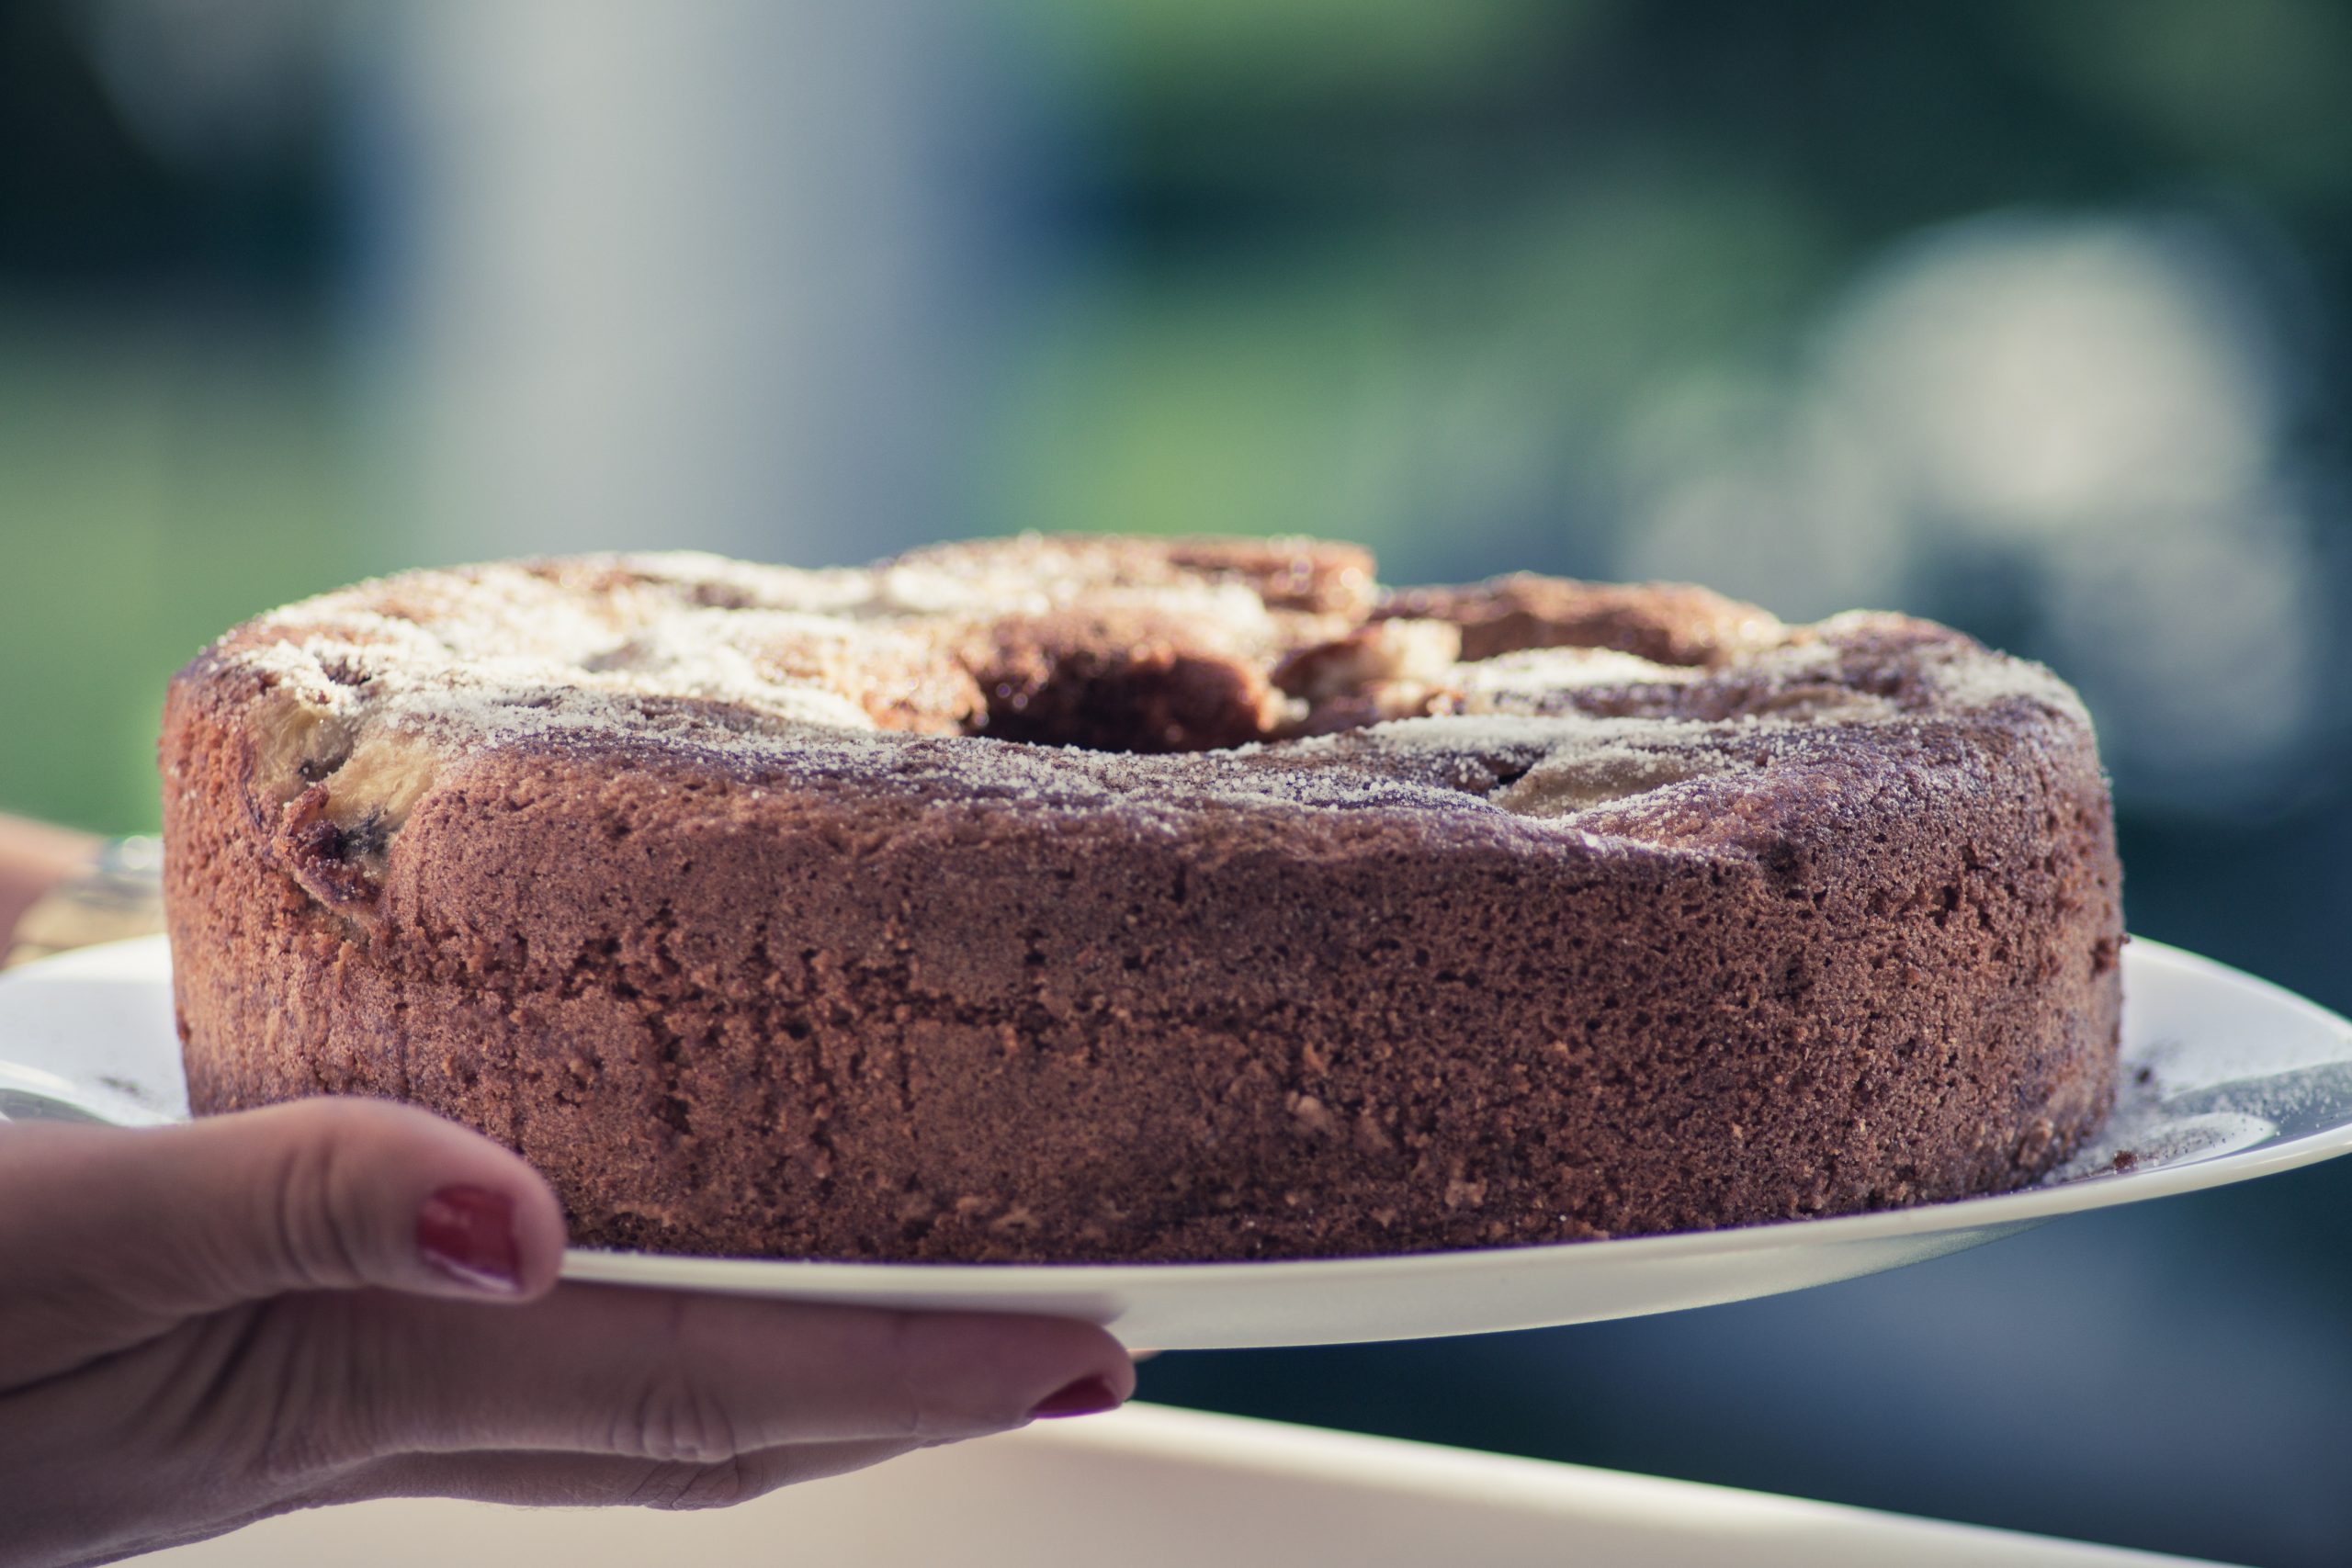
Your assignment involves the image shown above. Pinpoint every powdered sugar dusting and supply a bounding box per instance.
[1455,647,1703,696]
[1348,710,1719,757]
[1918,645,2090,721]
[208,546,2098,843]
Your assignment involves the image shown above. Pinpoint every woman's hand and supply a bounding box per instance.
[0,1098,1134,1567]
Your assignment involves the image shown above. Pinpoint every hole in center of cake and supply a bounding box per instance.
[968,618,1464,754]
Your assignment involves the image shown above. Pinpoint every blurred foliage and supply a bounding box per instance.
[0,303,385,831]
[0,0,334,287]
[986,170,1828,578]
[989,0,2352,576]
[1,0,359,831]
[5,0,2352,824]
[1030,0,1583,107]
[2012,0,2352,201]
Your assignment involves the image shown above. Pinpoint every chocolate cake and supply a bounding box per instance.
[160,536,2123,1262]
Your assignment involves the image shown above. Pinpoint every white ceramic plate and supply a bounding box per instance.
[4,935,2348,1350]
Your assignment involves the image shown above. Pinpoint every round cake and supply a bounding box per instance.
[160,536,2123,1262]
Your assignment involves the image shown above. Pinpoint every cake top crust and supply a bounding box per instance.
[182,535,2095,904]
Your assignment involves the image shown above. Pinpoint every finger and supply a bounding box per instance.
[338,1438,926,1510]
[340,1285,1135,1457]
[0,814,98,947]
[0,1100,566,1378]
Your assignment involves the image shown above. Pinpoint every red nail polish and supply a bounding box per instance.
[1028,1374,1123,1420]
[416,1185,522,1295]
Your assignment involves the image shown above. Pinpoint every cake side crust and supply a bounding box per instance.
[163,558,2124,1263]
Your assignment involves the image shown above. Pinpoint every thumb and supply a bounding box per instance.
[0,1098,567,1378]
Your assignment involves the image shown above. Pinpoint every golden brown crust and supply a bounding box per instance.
[163,536,2123,1262]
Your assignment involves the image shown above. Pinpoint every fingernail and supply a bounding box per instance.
[416,1185,522,1295]
[1028,1374,1124,1420]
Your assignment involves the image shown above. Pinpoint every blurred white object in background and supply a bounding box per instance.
[1826,214,2325,814]
[369,0,1039,566]
[1827,219,2280,535]
[1623,211,2330,817]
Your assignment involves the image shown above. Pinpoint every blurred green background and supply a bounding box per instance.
[12,0,2346,834]
[0,309,381,827]
[6,3,2352,1562]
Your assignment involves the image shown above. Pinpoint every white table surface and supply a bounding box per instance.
[136,1402,2230,1567]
